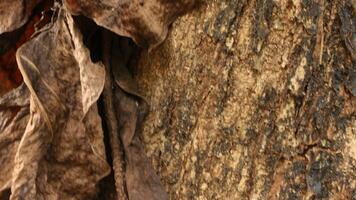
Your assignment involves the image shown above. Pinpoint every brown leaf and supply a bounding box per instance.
[2,12,110,199]
[64,0,195,48]
[108,36,167,200]
[0,0,42,34]
[66,14,106,116]
[114,87,168,200]
[0,84,30,195]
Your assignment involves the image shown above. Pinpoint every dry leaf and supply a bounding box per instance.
[0,0,42,34]
[0,1,195,199]
[64,0,195,48]
[108,36,168,199]
[0,12,111,199]
[0,84,30,195]
[114,87,168,200]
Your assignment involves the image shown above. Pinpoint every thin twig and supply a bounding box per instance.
[101,30,128,200]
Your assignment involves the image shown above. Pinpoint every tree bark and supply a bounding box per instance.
[132,0,355,199]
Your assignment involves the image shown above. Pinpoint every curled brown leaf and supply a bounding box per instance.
[64,0,195,48]
[0,12,111,199]
[0,0,42,34]
[0,84,30,197]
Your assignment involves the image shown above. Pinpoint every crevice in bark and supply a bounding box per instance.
[0,189,10,200]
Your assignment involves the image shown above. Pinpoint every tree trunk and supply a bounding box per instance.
[132,0,355,199]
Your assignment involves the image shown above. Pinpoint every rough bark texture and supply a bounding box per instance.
[134,0,356,199]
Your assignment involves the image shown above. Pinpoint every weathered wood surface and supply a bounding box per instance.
[134,0,355,199]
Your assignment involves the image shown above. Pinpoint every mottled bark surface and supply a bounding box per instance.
[134,0,355,199]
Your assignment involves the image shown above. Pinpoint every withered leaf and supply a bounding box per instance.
[108,36,168,200]
[114,87,168,200]
[64,0,195,48]
[0,84,30,195]
[0,1,195,199]
[0,0,42,34]
[0,12,110,199]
